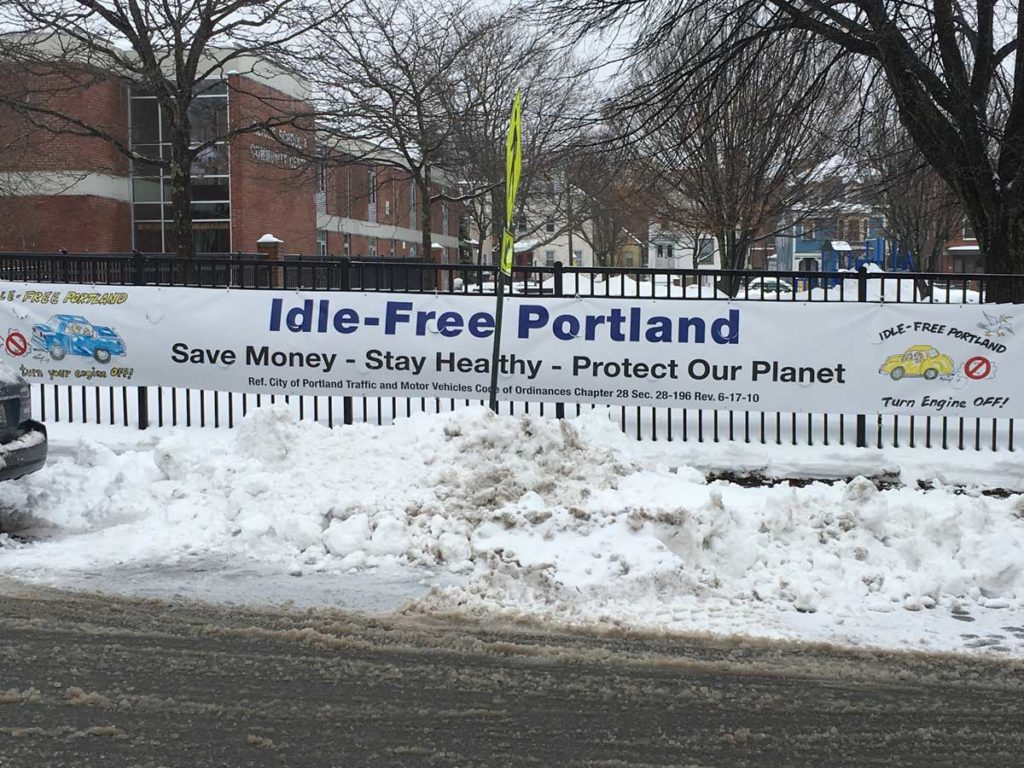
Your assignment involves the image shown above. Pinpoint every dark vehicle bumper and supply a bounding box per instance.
[0,421,47,481]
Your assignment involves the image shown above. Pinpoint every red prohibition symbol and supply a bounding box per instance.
[964,356,992,381]
[4,330,27,357]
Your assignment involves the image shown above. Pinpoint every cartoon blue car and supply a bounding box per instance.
[31,314,126,364]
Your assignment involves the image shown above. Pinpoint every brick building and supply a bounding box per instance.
[939,221,982,274]
[0,58,459,259]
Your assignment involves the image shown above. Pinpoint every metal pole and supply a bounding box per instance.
[856,265,868,447]
[133,250,149,431]
[488,271,506,413]
[340,256,354,426]
[554,261,565,420]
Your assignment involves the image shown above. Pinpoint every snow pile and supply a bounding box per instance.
[2,406,1024,641]
[431,475,1024,630]
[0,406,634,575]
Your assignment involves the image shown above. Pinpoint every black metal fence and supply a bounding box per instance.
[3,251,1021,450]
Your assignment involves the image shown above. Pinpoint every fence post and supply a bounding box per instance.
[257,234,284,288]
[856,265,868,447]
[553,261,565,420]
[340,257,354,426]
[132,250,149,431]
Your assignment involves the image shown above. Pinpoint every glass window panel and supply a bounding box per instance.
[191,177,229,201]
[192,144,229,176]
[134,144,163,161]
[196,80,227,96]
[192,201,230,219]
[193,222,230,253]
[133,203,163,221]
[130,83,160,98]
[160,108,171,141]
[133,222,163,252]
[188,98,228,144]
[132,178,162,203]
[133,158,163,177]
[130,99,160,144]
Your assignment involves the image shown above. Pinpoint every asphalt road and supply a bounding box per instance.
[1,578,1022,768]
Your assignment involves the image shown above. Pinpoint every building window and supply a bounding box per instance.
[133,222,163,253]
[409,180,416,226]
[952,256,973,273]
[544,221,555,233]
[368,236,377,258]
[193,222,230,253]
[343,233,351,257]
[316,229,328,258]
[188,97,228,144]
[666,244,674,260]
[963,222,977,240]
[316,154,326,194]
[368,167,377,221]
[544,249,556,266]
[800,222,815,240]
[130,98,160,145]
[409,243,417,258]
[129,83,230,253]
[696,238,715,263]
[442,202,449,235]
[573,249,583,266]
[847,217,867,242]
[656,244,664,259]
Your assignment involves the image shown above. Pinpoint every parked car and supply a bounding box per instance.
[744,277,794,295]
[0,360,47,481]
[879,345,955,381]
[31,314,126,364]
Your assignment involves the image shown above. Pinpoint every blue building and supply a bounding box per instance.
[775,213,913,272]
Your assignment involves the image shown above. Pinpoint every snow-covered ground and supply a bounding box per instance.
[2,405,1023,658]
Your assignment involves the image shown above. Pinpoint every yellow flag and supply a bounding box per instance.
[502,90,523,276]
[500,228,516,276]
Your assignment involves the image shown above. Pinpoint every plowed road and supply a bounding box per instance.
[1,580,1022,767]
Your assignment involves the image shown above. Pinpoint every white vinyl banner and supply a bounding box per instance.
[0,281,1020,419]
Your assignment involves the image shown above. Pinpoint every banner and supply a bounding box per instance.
[0,281,1020,419]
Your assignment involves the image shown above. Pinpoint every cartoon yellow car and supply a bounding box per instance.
[879,345,955,381]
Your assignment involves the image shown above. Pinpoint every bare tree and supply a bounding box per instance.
[0,0,328,257]
[860,102,962,273]
[553,0,1024,299]
[299,0,495,263]
[632,23,854,275]
[442,21,596,265]
[563,133,649,266]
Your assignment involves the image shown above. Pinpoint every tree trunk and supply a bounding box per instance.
[420,167,438,289]
[169,157,194,259]
[566,188,574,267]
[420,174,433,263]
[168,108,194,260]
[491,186,504,267]
[719,228,741,296]
[977,210,1024,303]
